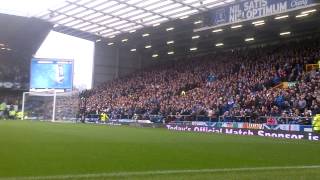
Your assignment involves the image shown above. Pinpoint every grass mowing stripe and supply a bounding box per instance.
[1,121,320,179]
[1,165,320,180]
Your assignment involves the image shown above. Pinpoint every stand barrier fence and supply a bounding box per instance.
[84,114,313,125]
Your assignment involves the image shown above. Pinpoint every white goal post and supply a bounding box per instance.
[22,90,80,122]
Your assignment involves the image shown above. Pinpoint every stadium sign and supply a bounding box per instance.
[166,125,320,141]
[212,0,315,26]
[194,0,317,32]
[173,121,312,132]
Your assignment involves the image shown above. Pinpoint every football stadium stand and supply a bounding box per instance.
[81,39,320,124]
[1,1,320,179]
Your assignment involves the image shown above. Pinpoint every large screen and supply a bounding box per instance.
[30,58,73,89]
[35,31,94,90]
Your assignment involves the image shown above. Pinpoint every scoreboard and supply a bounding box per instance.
[30,58,73,89]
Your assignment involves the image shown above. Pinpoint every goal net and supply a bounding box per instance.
[22,90,80,122]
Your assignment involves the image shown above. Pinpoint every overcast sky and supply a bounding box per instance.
[0,0,67,17]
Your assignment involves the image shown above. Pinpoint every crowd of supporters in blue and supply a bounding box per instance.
[82,39,320,124]
[0,53,29,89]
[0,54,27,118]
[1,57,28,82]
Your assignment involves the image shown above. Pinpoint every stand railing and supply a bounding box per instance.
[305,64,320,72]
[84,113,313,125]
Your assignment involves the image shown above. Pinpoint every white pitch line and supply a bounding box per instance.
[1,165,320,180]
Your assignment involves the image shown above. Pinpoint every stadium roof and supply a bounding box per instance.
[0,14,51,53]
[106,7,320,60]
[33,0,234,38]
[1,0,319,60]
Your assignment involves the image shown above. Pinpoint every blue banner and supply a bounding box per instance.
[212,0,316,26]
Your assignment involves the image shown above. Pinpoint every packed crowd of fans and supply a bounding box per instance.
[0,93,20,119]
[82,39,320,123]
[55,92,80,120]
[0,53,29,89]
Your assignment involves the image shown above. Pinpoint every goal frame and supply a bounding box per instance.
[22,90,57,122]
[22,90,79,122]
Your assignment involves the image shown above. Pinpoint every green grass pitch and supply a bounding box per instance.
[0,120,320,180]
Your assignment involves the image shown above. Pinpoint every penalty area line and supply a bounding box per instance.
[1,165,320,180]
